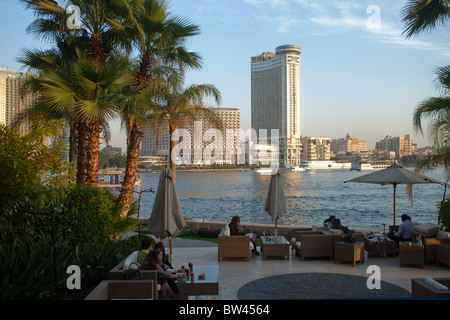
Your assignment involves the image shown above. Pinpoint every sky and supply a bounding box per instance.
[1,0,450,150]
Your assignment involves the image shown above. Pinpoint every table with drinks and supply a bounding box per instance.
[178,263,219,300]
[260,236,290,260]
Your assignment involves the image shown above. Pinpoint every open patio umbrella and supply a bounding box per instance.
[344,163,443,226]
[148,167,186,262]
[264,173,287,236]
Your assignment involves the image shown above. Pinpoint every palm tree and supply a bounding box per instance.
[19,48,132,185]
[21,0,134,184]
[116,0,202,218]
[413,65,450,179]
[401,0,450,38]
[152,73,222,186]
[18,36,87,177]
[401,0,450,178]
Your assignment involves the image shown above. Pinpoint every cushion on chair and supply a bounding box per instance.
[414,223,439,238]
[424,278,449,291]
[219,224,231,236]
[436,230,450,239]
[123,251,139,270]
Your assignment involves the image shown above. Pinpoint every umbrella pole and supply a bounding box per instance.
[393,183,397,226]
[169,236,173,264]
[275,219,278,236]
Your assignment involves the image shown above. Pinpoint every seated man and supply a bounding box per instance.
[388,214,414,243]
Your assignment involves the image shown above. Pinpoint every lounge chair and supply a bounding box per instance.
[411,278,450,298]
[85,280,154,300]
[293,231,333,260]
[217,224,253,261]
[108,250,160,299]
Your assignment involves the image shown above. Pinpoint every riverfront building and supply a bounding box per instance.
[141,107,241,165]
[300,137,331,161]
[330,133,367,155]
[251,45,302,166]
[0,68,37,134]
[375,134,413,158]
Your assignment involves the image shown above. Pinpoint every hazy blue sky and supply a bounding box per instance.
[2,0,450,149]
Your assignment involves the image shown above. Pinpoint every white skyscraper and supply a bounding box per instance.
[0,68,36,134]
[251,44,302,166]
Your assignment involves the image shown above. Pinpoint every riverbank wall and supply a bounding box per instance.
[139,218,376,239]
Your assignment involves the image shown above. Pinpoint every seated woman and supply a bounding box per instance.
[153,242,184,294]
[229,216,259,255]
[323,215,336,229]
[140,248,185,300]
[331,218,350,234]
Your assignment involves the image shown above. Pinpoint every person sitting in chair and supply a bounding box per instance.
[229,216,259,255]
[323,215,336,229]
[388,214,414,243]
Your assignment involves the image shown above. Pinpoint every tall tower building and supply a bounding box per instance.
[251,45,302,166]
[0,69,36,134]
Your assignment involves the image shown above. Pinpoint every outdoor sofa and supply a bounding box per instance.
[292,229,367,261]
[85,280,154,300]
[293,231,333,260]
[417,224,450,264]
[411,278,450,298]
[108,250,160,299]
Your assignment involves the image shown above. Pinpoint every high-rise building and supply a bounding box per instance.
[251,45,302,166]
[375,134,413,158]
[141,107,241,165]
[300,137,331,161]
[0,69,36,134]
[331,133,367,155]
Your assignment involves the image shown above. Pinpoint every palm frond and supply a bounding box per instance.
[401,0,450,38]
[413,96,450,135]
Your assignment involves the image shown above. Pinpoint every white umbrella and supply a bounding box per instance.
[345,163,443,225]
[148,167,186,261]
[264,173,287,236]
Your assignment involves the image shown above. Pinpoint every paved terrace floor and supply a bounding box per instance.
[157,237,450,300]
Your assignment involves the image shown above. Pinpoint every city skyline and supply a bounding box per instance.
[1,0,450,150]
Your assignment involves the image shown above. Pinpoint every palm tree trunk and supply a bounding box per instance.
[76,121,88,184]
[69,120,77,164]
[86,121,102,184]
[118,121,145,218]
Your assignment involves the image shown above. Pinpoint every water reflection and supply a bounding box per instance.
[137,168,446,230]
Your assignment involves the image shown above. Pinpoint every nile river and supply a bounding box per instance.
[135,167,447,232]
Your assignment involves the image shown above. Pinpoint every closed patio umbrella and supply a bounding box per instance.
[264,173,287,236]
[344,163,443,225]
[148,167,186,262]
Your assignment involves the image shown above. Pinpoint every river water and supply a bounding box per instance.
[135,167,447,232]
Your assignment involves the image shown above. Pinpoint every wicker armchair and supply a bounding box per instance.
[293,231,333,260]
[85,280,154,300]
[218,235,251,261]
[423,238,450,264]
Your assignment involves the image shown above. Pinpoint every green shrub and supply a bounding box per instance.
[0,237,127,300]
[52,184,118,246]
[0,237,73,300]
